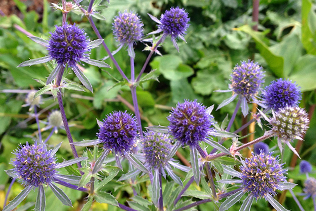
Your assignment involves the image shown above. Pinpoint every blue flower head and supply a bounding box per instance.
[13,143,56,187]
[168,100,214,148]
[303,177,316,199]
[148,7,189,51]
[143,131,172,169]
[253,142,269,155]
[231,60,264,98]
[112,11,144,58]
[97,111,137,155]
[300,160,312,174]
[240,153,286,199]
[262,78,301,111]
[23,91,42,110]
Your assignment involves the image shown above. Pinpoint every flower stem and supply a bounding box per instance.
[54,178,88,192]
[289,189,305,211]
[130,56,135,82]
[174,199,212,211]
[55,67,82,170]
[174,177,194,205]
[136,34,166,82]
[87,16,128,81]
[34,106,42,143]
[3,178,16,207]
[313,197,316,211]
[44,129,55,144]
[130,86,142,135]
[88,0,94,13]
[118,203,138,211]
[218,188,243,200]
[226,98,242,132]
[158,170,163,211]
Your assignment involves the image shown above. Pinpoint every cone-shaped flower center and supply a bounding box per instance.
[13,143,56,187]
[240,153,286,199]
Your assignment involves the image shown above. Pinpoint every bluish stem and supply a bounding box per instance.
[313,196,316,211]
[44,129,55,143]
[130,56,135,82]
[289,189,305,211]
[118,203,137,211]
[34,106,42,143]
[55,67,82,169]
[174,177,194,205]
[3,178,16,207]
[54,178,88,192]
[173,199,212,211]
[136,35,166,82]
[87,16,128,81]
[130,86,142,135]
[226,98,242,132]
[158,169,163,211]
[88,0,94,13]
[218,188,242,200]
[61,0,67,25]
[234,118,256,134]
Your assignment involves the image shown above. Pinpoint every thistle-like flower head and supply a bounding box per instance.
[262,78,301,111]
[48,24,89,67]
[253,142,269,155]
[25,91,42,108]
[159,7,189,39]
[97,111,137,154]
[303,177,316,199]
[113,11,143,45]
[168,100,214,147]
[240,153,286,199]
[300,160,312,174]
[230,60,264,98]
[270,107,309,142]
[48,110,63,128]
[143,131,171,169]
[13,143,56,187]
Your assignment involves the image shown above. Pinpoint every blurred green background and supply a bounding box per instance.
[1,0,316,210]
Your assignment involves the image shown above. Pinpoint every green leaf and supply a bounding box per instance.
[35,186,45,211]
[81,197,93,211]
[49,183,72,206]
[95,168,120,191]
[236,25,284,77]
[171,78,202,104]
[136,91,155,107]
[302,0,316,55]
[137,69,159,88]
[79,171,92,187]
[95,191,118,206]
[3,186,33,211]
[183,190,210,200]
[93,81,121,109]
[128,201,150,211]
[34,85,53,98]
[192,71,225,95]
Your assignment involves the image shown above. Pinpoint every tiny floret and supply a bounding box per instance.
[262,78,301,111]
[240,153,286,199]
[300,160,312,174]
[143,131,172,169]
[230,60,264,98]
[48,24,89,67]
[303,177,316,199]
[13,143,56,187]
[270,107,309,141]
[253,142,269,155]
[113,11,143,45]
[168,100,214,147]
[97,111,137,154]
[26,91,41,107]
[48,110,63,128]
[160,7,189,38]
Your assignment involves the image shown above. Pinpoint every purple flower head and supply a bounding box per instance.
[303,177,316,199]
[97,111,137,155]
[262,78,301,111]
[230,60,265,98]
[270,107,309,142]
[159,7,189,39]
[168,100,214,148]
[48,24,89,67]
[142,131,172,169]
[253,142,269,155]
[240,153,286,199]
[113,11,143,45]
[13,143,56,187]
[300,160,312,174]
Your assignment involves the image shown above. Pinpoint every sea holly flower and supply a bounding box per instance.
[216,60,265,117]
[168,100,215,183]
[253,142,269,155]
[23,90,42,110]
[148,7,190,51]
[219,153,295,211]
[302,177,316,199]
[300,160,312,174]
[18,24,110,92]
[262,78,301,111]
[112,11,144,58]
[4,143,87,211]
[42,110,64,133]
[259,106,309,157]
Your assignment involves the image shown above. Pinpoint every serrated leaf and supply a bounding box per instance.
[201,176,212,195]
[35,186,45,211]
[219,190,244,211]
[95,191,118,206]
[92,149,110,174]
[95,168,120,191]
[17,56,52,67]
[3,186,33,211]
[222,165,242,178]
[79,172,92,187]
[265,194,289,211]
[55,157,88,169]
[183,190,210,199]
[81,197,93,211]
[118,169,141,181]
[204,138,230,154]
[125,153,148,173]
[131,195,152,207]
[91,13,107,20]
[49,183,72,206]
[34,85,52,98]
